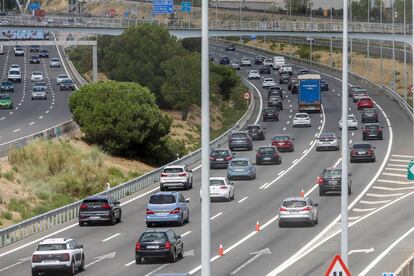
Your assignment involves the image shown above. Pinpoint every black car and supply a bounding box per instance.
[349,85,363,97]
[279,74,290,84]
[30,55,40,64]
[0,81,14,92]
[361,108,379,123]
[219,56,230,65]
[268,86,283,99]
[135,229,184,264]
[78,195,122,226]
[321,79,329,91]
[259,65,271,74]
[298,69,309,75]
[225,43,235,51]
[210,149,233,169]
[30,45,40,52]
[256,146,281,165]
[362,123,383,140]
[39,49,49,58]
[317,168,352,196]
[268,96,283,110]
[254,56,265,65]
[350,143,376,163]
[247,124,265,141]
[262,107,279,121]
[59,78,75,91]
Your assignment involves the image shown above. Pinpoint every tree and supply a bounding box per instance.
[69,81,173,159]
[283,0,310,14]
[161,52,201,120]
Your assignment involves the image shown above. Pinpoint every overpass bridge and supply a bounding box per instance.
[0,16,411,44]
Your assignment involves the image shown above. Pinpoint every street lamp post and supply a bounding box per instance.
[330,7,333,67]
[392,0,396,92]
[239,0,242,42]
[380,0,383,84]
[350,0,353,72]
[403,0,407,101]
[367,0,370,78]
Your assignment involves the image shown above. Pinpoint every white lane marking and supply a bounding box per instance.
[336,93,340,96]
[366,192,405,198]
[317,126,321,130]
[210,212,223,220]
[290,109,292,113]
[13,129,20,132]
[102,233,120,242]
[353,207,377,212]
[45,110,49,114]
[389,159,410,163]
[319,119,323,124]
[38,116,43,119]
[351,132,355,137]
[9,111,13,115]
[289,104,292,108]
[286,121,290,124]
[333,158,342,168]
[192,164,202,171]
[303,149,308,154]
[349,139,353,144]
[359,226,414,275]
[392,154,414,158]
[360,200,391,205]
[382,172,407,178]
[348,248,375,255]
[387,164,409,167]
[385,167,407,172]
[282,127,286,131]
[348,216,361,221]
[246,80,263,125]
[144,264,170,276]
[259,183,268,189]
[288,115,292,118]
[277,170,286,176]
[0,117,4,120]
[52,32,79,90]
[238,196,248,203]
[309,141,314,146]
[181,231,191,237]
[229,249,271,275]
[377,179,414,185]
[373,186,414,191]
[314,133,318,137]
[0,257,31,272]
[292,159,298,164]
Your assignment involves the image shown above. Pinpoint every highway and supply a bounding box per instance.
[0,41,73,145]
[0,41,412,276]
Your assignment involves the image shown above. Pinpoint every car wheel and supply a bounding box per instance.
[178,215,184,226]
[170,250,177,263]
[372,157,376,163]
[184,182,190,190]
[348,186,352,195]
[316,147,320,152]
[69,260,76,275]
[79,256,85,271]
[277,158,282,165]
[110,214,116,225]
[226,195,231,202]
[290,147,294,152]
[116,211,122,223]
[319,190,325,196]
[249,146,253,151]
[314,216,318,224]
[185,212,190,223]
[79,221,84,227]
[350,157,355,163]
[160,184,166,191]
[178,247,184,259]
[278,221,285,228]
[136,257,142,264]
[146,222,152,227]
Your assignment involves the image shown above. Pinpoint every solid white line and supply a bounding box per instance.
[373,185,414,191]
[387,164,408,167]
[277,170,285,176]
[390,159,410,163]
[102,233,120,242]
[385,167,407,171]
[192,164,202,171]
[246,80,263,125]
[0,257,31,272]
[333,158,342,168]
[377,179,414,185]
[210,212,222,220]
[259,183,268,189]
[392,154,414,158]
[144,264,170,276]
[13,129,20,132]
[292,159,298,164]
[366,192,405,198]
[359,226,414,275]
[353,207,377,212]
[348,216,361,221]
[181,231,192,237]
[382,172,407,178]
[238,196,248,203]
[360,199,391,205]
[124,260,135,267]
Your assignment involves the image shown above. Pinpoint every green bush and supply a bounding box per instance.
[8,199,30,220]
[3,170,14,181]
[1,211,12,220]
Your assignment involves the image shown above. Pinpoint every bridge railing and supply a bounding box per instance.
[0,15,410,34]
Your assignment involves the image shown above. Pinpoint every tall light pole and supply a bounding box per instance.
[412,0,414,154]
[403,0,407,101]
[239,0,242,42]
[201,0,210,274]
[350,0,353,72]
[380,0,383,84]
[366,0,370,78]
[341,0,349,266]
[392,0,396,92]
[330,7,333,67]
[215,0,218,22]
[309,2,313,23]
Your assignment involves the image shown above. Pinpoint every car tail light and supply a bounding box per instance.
[165,241,171,249]
[161,173,168,177]
[316,176,324,185]
[220,186,228,190]
[363,129,367,133]
[279,207,287,212]
[351,149,357,155]
[135,242,141,251]
[62,253,70,262]
[367,149,374,155]
[209,157,214,161]
[274,152,279,157]
[302,207,311,211]
[32,254,41,263]
[101,203,111,209]
[170,208,180,214]
[256,153,261,157]
[178,172,187,177]
[224,156,232,161]
[146,209,155,215]
[79,203,88,209]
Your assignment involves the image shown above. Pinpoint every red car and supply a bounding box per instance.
[271,135,295,152]
[357,97,374,110]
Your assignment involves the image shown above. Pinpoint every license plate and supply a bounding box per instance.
[216,158,224,161]
[278,143,284,145]
[44,260,56,263]
[90,216,100,219]
[147,245,159,249]
[358,151,366,155]
[264,157,271,160]
[235,169,244,172]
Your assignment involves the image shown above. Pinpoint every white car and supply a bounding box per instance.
[279,65,293,75]
[316,133,339,151]
[160,165,193,190]
[31,71,44,82]
[31,87,47,100]
[293,113,311,127]
[339,114,358,130]
[8,70,21,83]
[200,177,235,202]
[50,58,61,67]
[56,74,69,85]
[241,58,252,66]
[14,46,24,56]
[248,70,260,80]
[262,78,276,88]
[31,238,85,276]
[263,58,273,67]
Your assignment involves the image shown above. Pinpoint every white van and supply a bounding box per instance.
[272,56,285,70]
[0,45,3,55]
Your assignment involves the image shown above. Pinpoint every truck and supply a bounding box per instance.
[298,74,321,113]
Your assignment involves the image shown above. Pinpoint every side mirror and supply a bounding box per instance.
[337,136,341,139]
[177,235,181,239]
[78,245,83,248]
[230,182,235,186]
[373,146,377,149]
[314,203,319,207]
[185,199,190,203]
[348,173,352,176]
[189,170,193,172]
[381,126,384,129]
[116,201,120,205]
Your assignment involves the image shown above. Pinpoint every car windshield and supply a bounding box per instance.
[163,167,184,173]
[33,87,45,92]
[211,150,229,158]
[360,98,371,102]
[365,125,379,130]
[33,72,41,76]
[0,95,10,99]
[269,96,281,101]
[353,144,371,149]
[231,133,247,138]
[35,82,46,86]
[319,133,334,138]
[295,114,308,118]
[1,81,11,85]
[58,74,68,78]
[283,200,307,208]
[347,115,356,120]
[230,160,248,167]
[51,58,59,62]
[264,108,277,112]
[37,244,67,251]
[149,194,176,204]
[264,78,274,82]
[250,70,259,74]
[210,179,225,186]
[323,169,341,178]
[140,232,166,242]
[83,199,107,206]
[9,71,19,75]
[247,126,261,131]
[273,136,289,141]
[258,147,275,153]
[62,79,72,83]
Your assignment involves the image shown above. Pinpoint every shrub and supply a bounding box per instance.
[1,211,12,220]
[3,170,14,181]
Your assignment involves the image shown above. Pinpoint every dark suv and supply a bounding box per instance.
[362,123,383,140]
[78,195,122,226]
[262,107,279,121]
[259,65,271,74]
[210,149,233,169]
[361,108,379,123]
[256,146,281,165]
[317,168,352,196]
[219,56,230,65]
[247,124,265,140]
[350,143,376,163]
[225,43,235,51]
[254,56,265,65]
[268,96,283,110]
[228,131,253,151]
[135,229,184,264]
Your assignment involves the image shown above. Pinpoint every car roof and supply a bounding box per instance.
[258,145,276,149]
[232,130,249,134]
[143,228,172,233]
[264,78,274,81]
[247,124,261,127]
[164,165,185,169]
[283,197,308,201]
[231,157,250,161]
[324,167,340,171]
[84,195,110,200]
[210,177,226,181]
[364,123,380,126]
[153,191,179,196]
[353,143,372,146]
[211,148,229,152]
[295,113,308,116]
[273,134,291,137]
[39,238,70,245]
[319,133,335,137]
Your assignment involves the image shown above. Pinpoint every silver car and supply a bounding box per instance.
[241,57,252,66]
[230,61,240,70]
[50,58,61,67]
[292,113,311,127]
[339,114,358,130]
[227,158,256,180]
[160,165,193,191]
[31,87,47,100]
[316,133,339,151]
[279,197,318,227]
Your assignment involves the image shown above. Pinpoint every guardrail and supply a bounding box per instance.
[219,39,413,120]
[396,253,414,276]
[0,15,409,34]
[0,79,256,248]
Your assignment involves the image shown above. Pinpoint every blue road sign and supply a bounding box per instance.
[250,35,256,40]
[29,2,41,11]
[382,273,394,276]
[181,2,191,12]
[153,0,173,15]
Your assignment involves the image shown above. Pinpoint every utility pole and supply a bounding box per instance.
[403,0,407,101]
[392,0,396,92]
[366,0,370,78]
[330,7,333,67]
[380,0,383,84]
[239,0,242,42]
[341,0,349,266]
[350,0,353,72]
[412,0,414,154]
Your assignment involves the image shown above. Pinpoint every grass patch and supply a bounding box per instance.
[3,171,15,181]
[1,211,12,220]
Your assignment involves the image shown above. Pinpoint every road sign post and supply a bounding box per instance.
[408,160,414,180]
[28,2,41,11]
[325,255,351,276]
[243,91,251,107]
[152,0,173,15]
